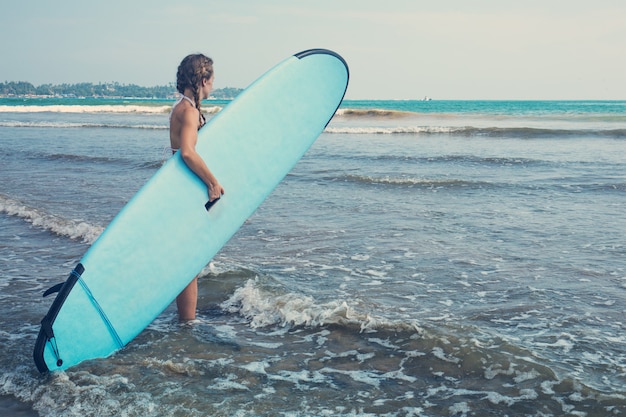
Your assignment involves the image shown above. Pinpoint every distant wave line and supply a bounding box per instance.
[366,154,545,166]
[325,126,626,138]
[335,108,416,118]
[17,151,163,170]
[339,175,498,188]
[333,174,625,193]
[0,104,223,115]
[0,120,168,129]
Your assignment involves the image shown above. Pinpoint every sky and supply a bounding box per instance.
[1,0,625,100]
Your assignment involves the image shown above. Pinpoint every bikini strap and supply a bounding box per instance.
[169,94,196,121]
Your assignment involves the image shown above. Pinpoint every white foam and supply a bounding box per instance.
[211,324,238,339]
[320,367,381,388]
[365,269,387,278]
[535,337,575,353]
[220,278,423,334]
[432,347,460,364]
[0,120,167,129]
[513,369,542,383]
[0,194,103,244]
[240,361,269,374]
[206,374,250,391]
[448,402,470,415]
[142,358,202,376]
[0,104,170,114]
[248,341,283,349]
[324,126,463,135]
[271,369,328,385]
[0,370,173,417]
[0,104,222,115]
[220,278,355,328]
[367,338,399,350]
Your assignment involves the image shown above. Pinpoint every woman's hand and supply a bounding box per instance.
[209,182,225,202]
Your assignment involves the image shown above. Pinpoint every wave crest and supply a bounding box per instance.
[0,194,103,244]
[340,174,496,189]
[0,104,223,115]
[335,108,415,118]
[220,278,422,333]
[0,120,168,129]
[325,126,626,138]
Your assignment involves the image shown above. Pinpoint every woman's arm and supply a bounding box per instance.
[178,107,225,202]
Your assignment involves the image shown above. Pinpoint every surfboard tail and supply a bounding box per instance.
[34,263,126,373]
[34,264,85,372]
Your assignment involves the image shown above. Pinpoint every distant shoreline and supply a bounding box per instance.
[0,81,243,100]
[0,95,232,101]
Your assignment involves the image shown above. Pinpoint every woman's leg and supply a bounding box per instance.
[176,277,198,321]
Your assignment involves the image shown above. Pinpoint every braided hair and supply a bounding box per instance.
[176,54,214,127]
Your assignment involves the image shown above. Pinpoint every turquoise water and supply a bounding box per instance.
[1,99,625,416]
[343,99,626,114]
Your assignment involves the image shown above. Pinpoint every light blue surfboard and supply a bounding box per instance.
[34,49,349,372]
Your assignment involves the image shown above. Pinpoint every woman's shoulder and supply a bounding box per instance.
[172,102,200,123]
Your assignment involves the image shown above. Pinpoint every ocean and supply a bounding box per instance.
[0,97,625,416]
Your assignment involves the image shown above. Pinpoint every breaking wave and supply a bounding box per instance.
[220,277,419,333]
[0,194,102,244]
[325,125,626,138]
[0,120,168,129]
[0,104,223,115]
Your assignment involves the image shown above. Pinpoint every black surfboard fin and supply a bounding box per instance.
[43,283,65,297]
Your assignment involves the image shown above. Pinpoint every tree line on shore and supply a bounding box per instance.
[0,81,243,99]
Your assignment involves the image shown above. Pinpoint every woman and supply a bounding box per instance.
[170,53,225,321]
